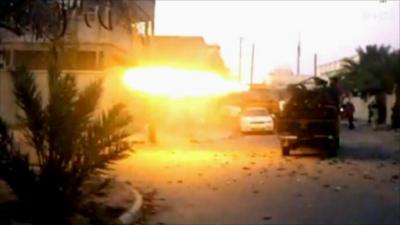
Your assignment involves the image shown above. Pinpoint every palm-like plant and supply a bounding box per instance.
[340,44,395,124]
[0,65,132,224]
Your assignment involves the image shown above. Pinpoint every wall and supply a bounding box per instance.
[0,0,156,50]
[0,68,147,127]
[351,97,368,121]
[0,1,157,127]
[135,36,229,76]
[352,94,395,125]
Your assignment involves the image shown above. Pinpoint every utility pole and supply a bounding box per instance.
[238,37,243,81]
[296,32,301,76]
[314,53,318,77]
[250,43,255,85]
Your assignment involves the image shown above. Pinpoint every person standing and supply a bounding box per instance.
[371,104,379,130]
[345,100,355,130]
[368,103,373,124]
[367,99,377,125]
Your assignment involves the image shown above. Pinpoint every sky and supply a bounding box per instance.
[154,0,399,83]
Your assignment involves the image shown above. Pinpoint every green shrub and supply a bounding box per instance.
[0,65,132,225]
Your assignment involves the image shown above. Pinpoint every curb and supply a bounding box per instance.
[118,187,143,225]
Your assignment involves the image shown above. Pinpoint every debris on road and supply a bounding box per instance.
[297,164,305,169]
[311,176,319,180]
[115,123,400,225]
[296,193,303,197]
[262,216,272,221]
[362,174,374,180]
[277,167,286,171]
[334,186,342,192]
[377,163,385,168]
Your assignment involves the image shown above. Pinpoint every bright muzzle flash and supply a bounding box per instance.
[123,67,246,98]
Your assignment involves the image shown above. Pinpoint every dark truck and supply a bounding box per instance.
[276,77,340,157]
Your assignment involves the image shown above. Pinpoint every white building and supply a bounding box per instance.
[317,55,359,79]
[266,67,311,90]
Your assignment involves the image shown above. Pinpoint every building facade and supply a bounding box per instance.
[0,0,155,125]
[266,68,311,90]
[317,55,359,79]
[132,35,230,77]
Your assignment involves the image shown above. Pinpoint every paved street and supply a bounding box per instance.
[114,124,400,225]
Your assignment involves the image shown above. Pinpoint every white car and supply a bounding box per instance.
[240,107,274,133]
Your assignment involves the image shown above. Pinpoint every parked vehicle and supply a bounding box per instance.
[240,107,274,133]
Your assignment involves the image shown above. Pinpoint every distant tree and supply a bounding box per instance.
[339,44,395,125]
[0,64,132,224]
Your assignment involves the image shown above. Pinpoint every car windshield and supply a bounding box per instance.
[243,109,269,116]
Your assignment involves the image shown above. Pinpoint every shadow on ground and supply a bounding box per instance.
[339,145,400,161]
[338,122,400,162]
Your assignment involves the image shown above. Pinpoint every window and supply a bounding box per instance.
[14,50,49,70]
[242,108,269,116]
[13,50,98,70]
[58,50,97,70]
[71,51,97,70]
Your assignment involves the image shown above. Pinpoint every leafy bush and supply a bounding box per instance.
[0,65,132,225]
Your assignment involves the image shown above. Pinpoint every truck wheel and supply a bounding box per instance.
[282,146,290,156]
[327,148,337,158]
[333,137,340,150]
[326,138,339,157]
[280,140,291,156]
